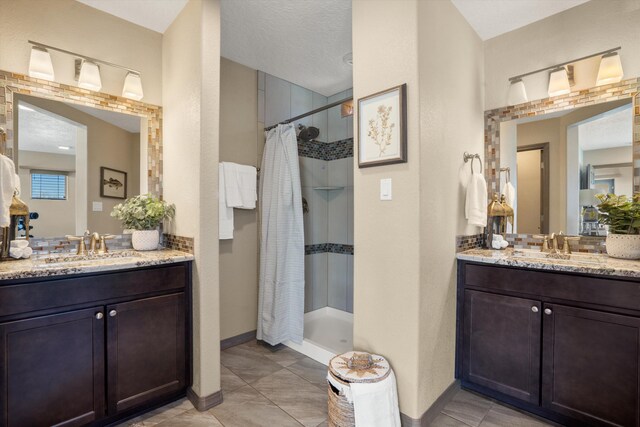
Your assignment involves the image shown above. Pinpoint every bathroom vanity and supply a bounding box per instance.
[456,249,640,427]
[0,250,193,427]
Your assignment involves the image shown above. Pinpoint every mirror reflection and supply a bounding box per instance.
[500,98,633,236]
[15,94,142,238]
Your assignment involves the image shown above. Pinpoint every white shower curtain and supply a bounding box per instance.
[257,123,305,345]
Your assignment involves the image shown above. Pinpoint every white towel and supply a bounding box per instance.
[504,182,515,208]
[222,162,257,209]
[9,246,31,259]
[0,155,16,228]
[350,370,401,427]
[10,239,29,249]
[219,167,234,239]
[465,172,488,228]
[14,174,21,196]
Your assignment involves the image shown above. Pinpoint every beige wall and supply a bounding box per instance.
[219,57,259,340]
[18,151,76,237]
[353,0,483,419]
[485,0,640,110]
[0,0,163,105]
[15,94,141,235]
[163,0,221,399]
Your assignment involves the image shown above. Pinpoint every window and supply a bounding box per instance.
[31,172,67,200]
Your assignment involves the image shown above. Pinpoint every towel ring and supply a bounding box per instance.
[463,152,483,174]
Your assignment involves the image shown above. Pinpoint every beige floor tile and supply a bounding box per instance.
[221,345,285,383]
[264,345,308,367]
[210,385,302,427]
[441,390,493,427]
[252,369,328,427]
[155,409,223,426]
[479,405,553,427]
[430,413,474,426]
[221,364,247,392]
[286,357,328,387]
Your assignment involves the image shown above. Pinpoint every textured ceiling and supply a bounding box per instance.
[68,104,141,133]
[579,103,633,151]
[76,0,188,33]
[221,0,352,96]
[451,0,590,40]
[18,102,80,155]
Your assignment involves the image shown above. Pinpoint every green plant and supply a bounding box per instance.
[595,193,640,235]
[111,194,175,230]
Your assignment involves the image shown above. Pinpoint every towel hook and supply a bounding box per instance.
[463,152,482,174]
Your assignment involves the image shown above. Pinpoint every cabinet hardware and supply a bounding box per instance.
[95,312,103,320]
[531,306,539,313]
[109,310,117,317]
[544,308,552,315]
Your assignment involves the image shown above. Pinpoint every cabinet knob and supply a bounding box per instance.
[544,308,552,315]
[95,312,103,320]
[531,306,539,313]
[109,310,117,317]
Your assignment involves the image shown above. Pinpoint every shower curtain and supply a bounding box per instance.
[257,123,305,345]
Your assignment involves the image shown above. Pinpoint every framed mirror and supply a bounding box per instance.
[0,70,162,240]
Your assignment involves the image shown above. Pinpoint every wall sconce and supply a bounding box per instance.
[341,99,354,117]
[28,40,144,101]
[506,47,622,104]
[28,46,55,80]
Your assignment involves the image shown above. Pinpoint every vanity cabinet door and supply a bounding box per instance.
[542,304,640,427]
[106,293,186,415]
[0,307,105,427]
[462,290,541,404]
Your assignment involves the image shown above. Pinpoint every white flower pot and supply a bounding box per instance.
[132,229,159,251]
[605,233,640,259]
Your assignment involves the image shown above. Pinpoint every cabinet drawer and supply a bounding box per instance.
[0,264,187,318]
[464,263,640,312]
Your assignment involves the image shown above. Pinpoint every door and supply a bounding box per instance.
[463,290,541,404]
[107,293,186,414]
[542,304,640,427]
[0,307,105,427]
[517,145,550,234]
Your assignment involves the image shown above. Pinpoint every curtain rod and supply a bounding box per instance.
[264,96,353,131]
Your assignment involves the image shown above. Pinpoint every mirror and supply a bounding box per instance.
[499,98,633,236]
[14,94,144,239]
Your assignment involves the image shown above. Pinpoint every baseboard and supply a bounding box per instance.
[220,330,256,350]
[187,388,223,411]
[400,380,460,427]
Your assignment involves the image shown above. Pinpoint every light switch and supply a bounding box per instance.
[380,178,392,201]
[92,201,103,212]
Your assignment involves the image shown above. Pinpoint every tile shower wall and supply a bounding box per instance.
[260,73,354,313]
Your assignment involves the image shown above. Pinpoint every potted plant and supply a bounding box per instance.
[595,193,640,259]
[111,194,175,251]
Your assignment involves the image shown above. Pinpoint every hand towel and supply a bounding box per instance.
[465,172,488,228]
[350,370,401,427]
[504,182,515,208]
[222,162,257,209]
[10,239,29,249]
[9,247,24,259]
[0,155,16,228]
[14,173,21,196]
[219,166,234,239]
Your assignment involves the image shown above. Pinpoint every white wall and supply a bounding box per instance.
[163,0,221,400]
[484,0,640,110]
[0,0,163,105]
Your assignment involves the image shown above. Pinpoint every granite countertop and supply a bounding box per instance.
[0,249,194,281]
[457,248,640,279]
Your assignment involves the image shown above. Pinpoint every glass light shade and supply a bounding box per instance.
[122,72,144,100]
[78,61,102,91]
[548,67,571,97]
[28,47,55,80]
[507,79,528,105]
[596,52,624,86]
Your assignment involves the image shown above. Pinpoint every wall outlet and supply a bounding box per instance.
[92,201,103,212]
[380,178,392,201]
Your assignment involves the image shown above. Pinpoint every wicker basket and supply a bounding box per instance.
[327,351,391,427]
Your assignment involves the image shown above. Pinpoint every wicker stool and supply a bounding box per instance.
[327,351,391,427]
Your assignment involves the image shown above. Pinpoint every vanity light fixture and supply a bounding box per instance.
[507,78,528,105]
[547,67,571,97]
[596,51,624,86]
[506,47,622,103]
[78,60,102,92]
[28,46,55,80]
[27,41,144,100]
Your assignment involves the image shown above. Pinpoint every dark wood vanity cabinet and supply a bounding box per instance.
[0,262,192,427]
[457,261,640,427]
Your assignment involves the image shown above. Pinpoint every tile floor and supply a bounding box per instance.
[116,341,554,427]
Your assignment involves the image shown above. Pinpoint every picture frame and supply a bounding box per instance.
[100,167,127,199]
[357,83,407,168]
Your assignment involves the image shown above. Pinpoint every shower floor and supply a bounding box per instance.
[284,307,353,365]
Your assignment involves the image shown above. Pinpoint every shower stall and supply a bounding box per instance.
[259,72,354,364]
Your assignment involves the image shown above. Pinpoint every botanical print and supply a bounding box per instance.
[367,105,396,157]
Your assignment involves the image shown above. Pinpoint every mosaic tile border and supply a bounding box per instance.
[0,70,163,196]
[456,234,485,252]
[504,234,606,254]
[163,234,194,254]
[305,243,354,255]
[29,234,132,254]
[298,137,353,161]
